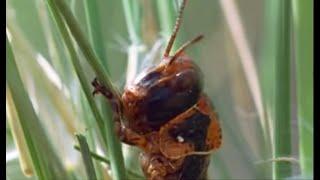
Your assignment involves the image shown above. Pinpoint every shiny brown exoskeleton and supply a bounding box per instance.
[92,0,222,179]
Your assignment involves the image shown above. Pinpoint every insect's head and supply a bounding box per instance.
[121,0,205,134]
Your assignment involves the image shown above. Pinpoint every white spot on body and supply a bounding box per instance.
[177,135,184,143]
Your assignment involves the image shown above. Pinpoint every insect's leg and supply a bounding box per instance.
[91,77,122,123]
[140,153,184,180]
[91,78,148,149]
[115,121,148,148]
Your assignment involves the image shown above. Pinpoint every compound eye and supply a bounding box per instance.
[143,71,161,83]
[134,69,161,87]
[173,69,200,92]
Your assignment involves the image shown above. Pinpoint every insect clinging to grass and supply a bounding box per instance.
[92,0,222,179]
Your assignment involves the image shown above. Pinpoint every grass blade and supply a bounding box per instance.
[259,0,281,177]
[46,0,108,153]
[122,0,142,44]
[219,0,268,145]
[6,34,69,179]
[155,0,176,37]
[45,1,109,178]
[74,145,145,179]
[74,145,110,164]
[83,0,108,71]
[46,0,126,179]
[273,0,292,179]
[121,0,144,85]
[51,0,117,94]
[75,134,97,180]
[83,0,112,143]
[291,0,313,178]
[6,88,33,177]
[7,22,78,136]
[219,1,272,177]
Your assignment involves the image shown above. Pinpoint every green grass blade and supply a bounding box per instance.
[74,145,110,164]
[121,0,145,84]
[291,0,313,178]
[46,0,108,152]
[7,22,79,136]
[74,145,145,179]
[45,2,108,178]
[76,134,97,180]
[273,0,292,179]
[122,0,142,44]
[82,0,112,144]
[6,88,34,177]
[6,34,68,179]
[51,0,117,97]
[46,0,126,179]
[83,0,109,71]
[36,0,69,83]
[155,0,176,36]
[259,0,281,177]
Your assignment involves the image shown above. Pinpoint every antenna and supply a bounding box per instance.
[168,34,204,65]
[163,0,187,58]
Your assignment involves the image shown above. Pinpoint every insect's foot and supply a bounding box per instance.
[91,78,113,98]
[91,78,101,95]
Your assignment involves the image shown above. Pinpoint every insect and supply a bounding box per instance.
[92,0,222,179]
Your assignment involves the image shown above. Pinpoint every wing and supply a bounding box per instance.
[159,94,222,159]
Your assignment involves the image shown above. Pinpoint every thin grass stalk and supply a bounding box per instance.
[73,145,145,179]
[122,0,145,85]
[6,88,34,177]
[219,0,270,147]
[7,22,78,135]
[51,0,117,98]
[291,0,313,177]
[129,0,142,38]
[36,0,66,81]
[45,1,110,178]
[46,0,108,152]
[79,92,105,179]
[83,0,108,71]
[83,0,112,143]
[258,0,281,178]
[76,134,97,180]
[222,29,267,178]
[273,0,292,179]
[7,37,44,180]
[122,0,142,44]
[46,3,106,176]
[155,0,176,37]
[219,1,273,178]
[74,145,110,164]
[259,0,278,142]
[46,0,126,179]
[82,0,112,141]
[6,35,69,179]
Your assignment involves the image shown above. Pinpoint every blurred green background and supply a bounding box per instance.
[6,0,313,179]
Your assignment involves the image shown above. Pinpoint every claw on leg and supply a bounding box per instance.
[91,78,113,98]
[91,77,150,149]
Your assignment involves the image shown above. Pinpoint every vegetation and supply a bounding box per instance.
[6,0,312,179]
